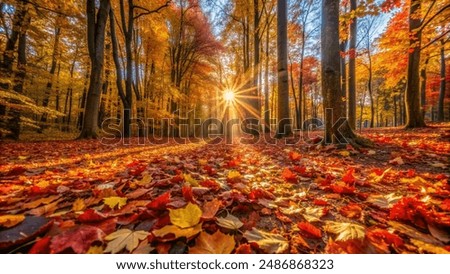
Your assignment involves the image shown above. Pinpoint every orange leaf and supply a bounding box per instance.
[297,222,322,239]
[189,231,235,254]
[201,199,221,220]
[282,168,297,182]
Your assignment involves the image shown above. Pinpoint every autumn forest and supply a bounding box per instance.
[0,0,449,255]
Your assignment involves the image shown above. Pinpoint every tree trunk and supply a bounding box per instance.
[405,0,426,128]
[437,39,446,122]
[420,57,429,119]
[367,49,374,128]
[264,23,270,132]
[39,22,62,130]
[78,0,111,139]
[321,0,367,146]
[276,0,291,137]
[348,0,357,130]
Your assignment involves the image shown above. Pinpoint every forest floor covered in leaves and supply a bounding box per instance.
[0,124,449,254]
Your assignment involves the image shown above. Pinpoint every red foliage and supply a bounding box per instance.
[146,192,171,210]
[29,237,51,254]
[289,151,302,161]
[282,168,297,182]
[235,243,253,254]
[182,185,195,203]
[50,226,105,254]
[342,168,356,185]
[339,203,362,218]
[389,197,429,228]
[248,188,275,200]
[78,209,107,223]
[200,179,220,191]
[297,222,322,239]
[330,184,356,194]
[313,199,329,206]
[367,228,404,249]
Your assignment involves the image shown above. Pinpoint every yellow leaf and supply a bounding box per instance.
[153,223,202,239]
[339,151,350,157]
[104,229,149,254]
[183,174,199,187]
[324,221,365,241]
[87,245,104,254]
[244,228,289,254]
[103,196,127,209]
[169,202,202,228]
[227,170,241,179]
[198,159,208,166]
[0,214,25,228]
[137,173,152,186]
[72,198,86,212]
[410,239,450,254]
[189,231,235,254]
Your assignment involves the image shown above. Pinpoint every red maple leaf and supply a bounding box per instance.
[282,168,297,182]
[78,209,107,223]
[342,168,356,185]
[297,222,322,239]
[389,197,429,228]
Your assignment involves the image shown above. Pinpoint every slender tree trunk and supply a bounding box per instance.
[264,24,270,132]
[348,0,357,130]
[39,22,62,130]
[437,39,446,122]
[78,0,111,139]
[367,50,374,128]
[276,0,291,137]
[405,0,426,128]
[420,57,429,119]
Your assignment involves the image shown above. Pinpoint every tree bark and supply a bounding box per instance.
[405,0,426,128]
[437,39,446,122]
[78,0,111,139]
[348,0,357,130]
[276,0,292,137]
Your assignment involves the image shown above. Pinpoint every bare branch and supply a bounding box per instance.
[133,0,171,20]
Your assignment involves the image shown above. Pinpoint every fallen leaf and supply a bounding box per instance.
[50,226,105,254]
[367,193,402,209]
[235,243,253,254]
[324,221,365,241]
[72,198,86,212]
[104,229,149,254]
[282,168,297,181]
[153,223,202,239]
[103,196,128,209]
[0,214,25,228]
[410,239,450,254]
[147,192,171,210]
[189,231,235,254]
[339,203,362,218]
[227,170,241,180]
[216,213,243,230]
[244,228,289,254]
[169,202,202,228]
[201,199,221,219]
[389,157,404,165]
[297,222,322,239]
[87,245,104,254]
[183,173,199,187]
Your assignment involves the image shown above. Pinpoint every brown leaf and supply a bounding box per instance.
[189,231,235,254]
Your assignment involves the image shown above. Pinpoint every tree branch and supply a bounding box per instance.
[133,0,171,20]
[421,29,450,50]
[420,3,450,31]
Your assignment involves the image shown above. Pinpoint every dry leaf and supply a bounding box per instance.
[153,223,202,239]
[227,170,241,179]
[324,221,365,241]
[103,196,128,209]
[410,239,450,254]
[189,231,235,254]
[72,198,86,212]
[244,228,289,254]
[104,229,149,254]
[183,174,199,187]
[169,202,202,228]
[367,193,402,209]
[216,213,243,230]
[0,214,25,228]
